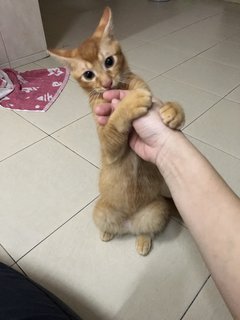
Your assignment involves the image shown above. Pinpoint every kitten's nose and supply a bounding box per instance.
[102,79,113,89]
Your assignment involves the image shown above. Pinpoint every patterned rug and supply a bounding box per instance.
[0,67,69,112]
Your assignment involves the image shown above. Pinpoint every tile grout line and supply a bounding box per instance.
[160,36,234,77]
[0,136,48,164]
[144,34,240,90]
[13,107,93,138]
[184,133,240,162]
[0,112,98,167]
[0,134,99,170]
[181,79,240,161]
[16,196,99,264]
[50,111,92,136]
[50,136,100,169]
[13,263,29,277]
[0,243,17,266]
[182,98,223,131]
[127,11,223,50]
[13,110,49,135]
[182,80,240,132]
[179,275,211,320]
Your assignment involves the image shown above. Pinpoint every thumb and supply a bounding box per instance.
[103,90,128,102]
[112,98,120,110]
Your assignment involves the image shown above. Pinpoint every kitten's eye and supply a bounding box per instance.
[104,56,114,68]
[83,70,95,80]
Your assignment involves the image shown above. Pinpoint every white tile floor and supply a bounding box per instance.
[1,0,239,319]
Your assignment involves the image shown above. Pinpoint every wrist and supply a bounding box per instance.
[155,129,186,178]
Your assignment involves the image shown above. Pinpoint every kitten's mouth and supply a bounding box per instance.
[100,85,117,92]
[94,82,119,95]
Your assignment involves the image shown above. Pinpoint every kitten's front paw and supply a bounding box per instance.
[111,88,152,133]
[125,88,152,120]
[159,102,185,129]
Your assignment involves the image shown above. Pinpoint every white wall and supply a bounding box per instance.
[0,0,48,68]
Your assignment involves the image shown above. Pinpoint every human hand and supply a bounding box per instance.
[130,101,174,164]
[95,90,128,125]
[95,90,174,165]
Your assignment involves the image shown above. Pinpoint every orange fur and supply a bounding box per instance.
[50,7,185,256]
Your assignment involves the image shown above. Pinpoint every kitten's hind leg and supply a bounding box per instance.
[93,197,125,242]
[100,231,115,242]
[132,198,170,256]
[136,234,152,256]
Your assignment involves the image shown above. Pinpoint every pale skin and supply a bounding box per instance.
[95,90,240,319]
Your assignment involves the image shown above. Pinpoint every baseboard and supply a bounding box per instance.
[0,50,48,69]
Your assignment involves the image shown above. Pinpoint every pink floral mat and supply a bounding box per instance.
[0,67,69,112]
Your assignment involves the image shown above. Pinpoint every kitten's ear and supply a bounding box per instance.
[48,48,78,70]
[92,7,113,38]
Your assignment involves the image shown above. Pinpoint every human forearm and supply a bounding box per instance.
[157,132,240,318]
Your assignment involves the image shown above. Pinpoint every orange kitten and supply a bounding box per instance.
[49,7,185,256]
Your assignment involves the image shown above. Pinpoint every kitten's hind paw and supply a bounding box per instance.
[100,231,115,242]
[136,235,152,256]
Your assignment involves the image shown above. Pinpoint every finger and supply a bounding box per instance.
[96,115,109,125]
[129,130,141,151]
[103,90,128,101]
[112,98,120,110]
[95,103,112,116]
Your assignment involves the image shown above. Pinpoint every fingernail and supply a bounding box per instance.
[112,98,119,104]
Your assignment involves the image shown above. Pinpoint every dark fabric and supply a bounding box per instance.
[0,263,82,320]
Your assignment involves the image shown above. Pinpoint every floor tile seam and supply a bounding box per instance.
[12,263,28,277]
[148,72,222,99]
[179,274,211,320]
[137,11,224,44]
[217,37,240,47]
[162,71,240,97]
[15,62,42,70]
[0,136,48,165]
[13,110,50,135]
[14,107,93,137]
[184,133,240,162]
[129,63,160,81]
[50,111,92,136]
[146,73,166,83]
[0,243,16,266]
[158,35,239,77]
[0,128,98,168]
[146,31,234,58]
[122,40,150,53]
[119,13,224,56]
[198,55,240,71]
[133,39,233,88]
[182,96,224,130]
[34,13,223,70]
[50,136,100,169]
[224,96,240,104]
[16,196,99,264]
[182,81,240,131]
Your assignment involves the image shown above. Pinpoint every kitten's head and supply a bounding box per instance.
[49,7,129,95]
